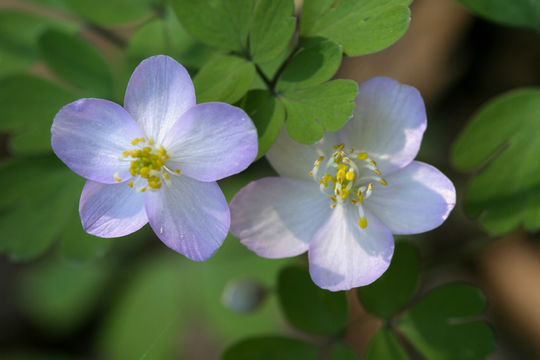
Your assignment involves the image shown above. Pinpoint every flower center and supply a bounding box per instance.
[309,143,388,229]
[114,137,180,192]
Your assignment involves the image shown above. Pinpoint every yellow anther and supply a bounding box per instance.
[308,171,313,175]
[345,171,355,181]
[337,169,346,180]
[333,143,344,151]
[340,189,350,199]
[148,138,154,145]
[175,169,181,174]
[137,186,147,193]
[374,168,382,176]
[140,167,150,178]
[367,183,373,191]
[114,172,122,182]
[330,203,336,209]
[131,138,140,145]
[357,152,368,160]
[128,181,134,188]
[369,159,377,166]
[357,189,363,203]
[330,195,337,202]
[163,172,170,180]
[349,148,355,153]
[122,151,130,157]
[351,199,357,204]
[337,164,347,171]
[358,217,368,229]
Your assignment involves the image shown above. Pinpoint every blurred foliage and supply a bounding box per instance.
[456,0,540,30]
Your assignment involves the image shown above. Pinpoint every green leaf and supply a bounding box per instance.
[300,0,411,56]
[276,38,342,92]
[249,0,295,63]
[63,0,155,25]
[17,257,110,335]
[127,13,217,73]
[0,10,77,77]
[397,284,495,360]
[329,343,359,360]
[357,242,420,319]
[194,55,255,103]
[0,74,77,154]
[451,88,540,234]
[39,29,113,98]
[242,90,285,159]
[277,265,347,334]
[280,80,358,144]
[172,0,254,52]
[456,0,540,30]
[222,336,319,360]
[365,327,410,360]
[0,156,84,260]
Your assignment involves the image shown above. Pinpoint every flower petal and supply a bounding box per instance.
[145,175,229,261]
[79,180,148,238]
[340,77,427,174]
[308,205,394,291]
[52,98,144,183]
[266,128,341,182]
[124,55,196,144]
[230,177,331,258]
[162,103,257,182]
[365,161,456,235]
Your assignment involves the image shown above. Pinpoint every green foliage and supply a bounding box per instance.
[0,9,77,77]
[364,328,409,360]
[397,284,495,360]
[39,30,113,98]
[194,55,255,103]
[278,265,348,334]
[452,88,540,234]
[249,0,296,64]
[222,336,319,360]
[63,0,156,25]
[172,0,254,52]
[0,74,77,154]
[242,90,285,159]
[300,0,412,56]
[357,242,420,319]
[456,0,540,30]
[329,343,359,360]
[17,257,110,335]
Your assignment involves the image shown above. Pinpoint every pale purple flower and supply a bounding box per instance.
[51,55,257,261]
[230,77,456,291]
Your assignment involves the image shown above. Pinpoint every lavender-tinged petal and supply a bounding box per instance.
[52,98,144,183]
[266,128,341,182]
[230,177,331,258]
[365,161,456,235]
[308,205,394,291]
[162,103,257,182]
[145,175,229,261]
[340,77,427,175]
[79,180,148,238]
[124,55,195,144]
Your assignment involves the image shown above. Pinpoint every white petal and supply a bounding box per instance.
[79,180,148,238]
[230,177,332,258]
[340,77,427,174]
[365,161,456,234]
[144,175,229,261]
[309,205,394,291]
[124,55,196,144]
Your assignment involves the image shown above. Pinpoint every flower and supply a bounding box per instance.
[230,77,456,291]
[51,55,258,261]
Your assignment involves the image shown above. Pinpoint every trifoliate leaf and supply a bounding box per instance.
[249,0,295,64]
[63,0,155,25]
[365,327,410,360]
[172,0,253,52]
[222,336,319,360]
[39,29,113,98]
[456,0,540,30]
[397,284,495,360]
[242,90,285,159]
[277,265,347,334]
[357,242,420,319]
[451,88,540,234]
[280,80,358,144]
[193,55,255,104]
[300,0,412,56]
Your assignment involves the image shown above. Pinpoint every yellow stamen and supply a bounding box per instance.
[369,159,377,166]
[128,181,134,188]
[379,178,388,186]
[330,203,336,209]
[374,168,382,176]
[114,172,122,182]
[358,217,368,229]
[340,189,350,199]
[333,143,344,151]
[345,171,355,181]
[330,195,337,202]
[357,152,368,160]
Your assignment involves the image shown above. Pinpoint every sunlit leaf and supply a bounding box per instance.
[452,88,540,234]
[278,265,347,334]
[397,284,495,360]
[222,336,319,360]
[300,0,412,56]
[357,242,420,319]
[194,55,255,103]
[456,0,540,30]
[249,0,295,64]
